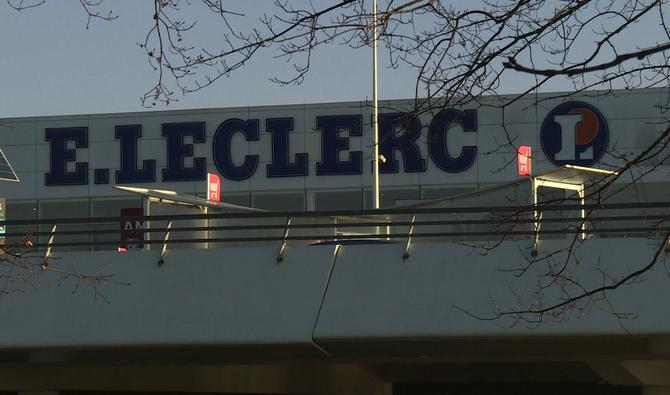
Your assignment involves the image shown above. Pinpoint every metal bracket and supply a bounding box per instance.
[276,217,292,264]
[158,221,172,266]
[577,185,587,241]
[531,177,587,257]
[43,224,57,270]
[532,212,543,257]
[403,215,416,260]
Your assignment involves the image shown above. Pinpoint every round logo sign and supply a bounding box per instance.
[540,101,608,167]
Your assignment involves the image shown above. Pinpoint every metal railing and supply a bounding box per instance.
[2,201,670,252]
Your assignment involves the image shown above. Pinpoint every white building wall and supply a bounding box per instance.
[0,88,667,205]
[0,238,667,350]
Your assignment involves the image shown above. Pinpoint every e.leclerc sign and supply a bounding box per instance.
[42,102,607,186]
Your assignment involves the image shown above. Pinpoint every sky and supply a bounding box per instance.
[0,1,663,118]
[0,1,417,118]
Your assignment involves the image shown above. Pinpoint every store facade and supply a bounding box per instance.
[2,88,667,215]
[1,88,670,394]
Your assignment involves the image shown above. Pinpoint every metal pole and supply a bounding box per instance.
[372,0,380,210]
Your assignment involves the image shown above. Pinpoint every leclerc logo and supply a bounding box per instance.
[540,101,608,167]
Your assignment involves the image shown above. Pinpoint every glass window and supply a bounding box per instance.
[91,197,143,251]
[364,187,420,208]
[313,189,363,211]
[636,182,670,203]
[593,181,670,238]
[5,199,38,247]
[421,186,476,200]
[221,193,251,207]
[253,192,305,211]
[39,199,91,251]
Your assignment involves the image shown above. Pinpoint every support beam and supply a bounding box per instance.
[158,220,172,265]
[586,360,642,386]
[623,361,670,386]
[0,364,388,395]
[43,224,57,269]
[277,216,292,263]
[644,387,670,395]
[403,214,416,260]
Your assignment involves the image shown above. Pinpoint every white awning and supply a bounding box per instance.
[0,148,19,183]
[397,165,617,209]
[113,185,266,213]
[533,164,618,186]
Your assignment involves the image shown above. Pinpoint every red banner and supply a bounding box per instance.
[120,207,144,250]
[517,145,531,176]
[208,173,221,202]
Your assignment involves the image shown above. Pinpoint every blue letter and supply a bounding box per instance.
[266,118,308,177]
[45,127,88,186]
[212,119,259,181]
[161,122,206,182]
[379,113,426,173]
[315,115,362,175]
[115,125,156,183]
[428,109,477,173]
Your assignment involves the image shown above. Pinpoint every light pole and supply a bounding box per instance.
[372,0,380,210]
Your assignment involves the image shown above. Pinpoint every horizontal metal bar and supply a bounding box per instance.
[3,201,670,226]
[3,214,669,238]
[21,226,670,249]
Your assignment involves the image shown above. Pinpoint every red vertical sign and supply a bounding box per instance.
[208,172,221,202]
[120,207,144,250]
[517,145,532,176]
